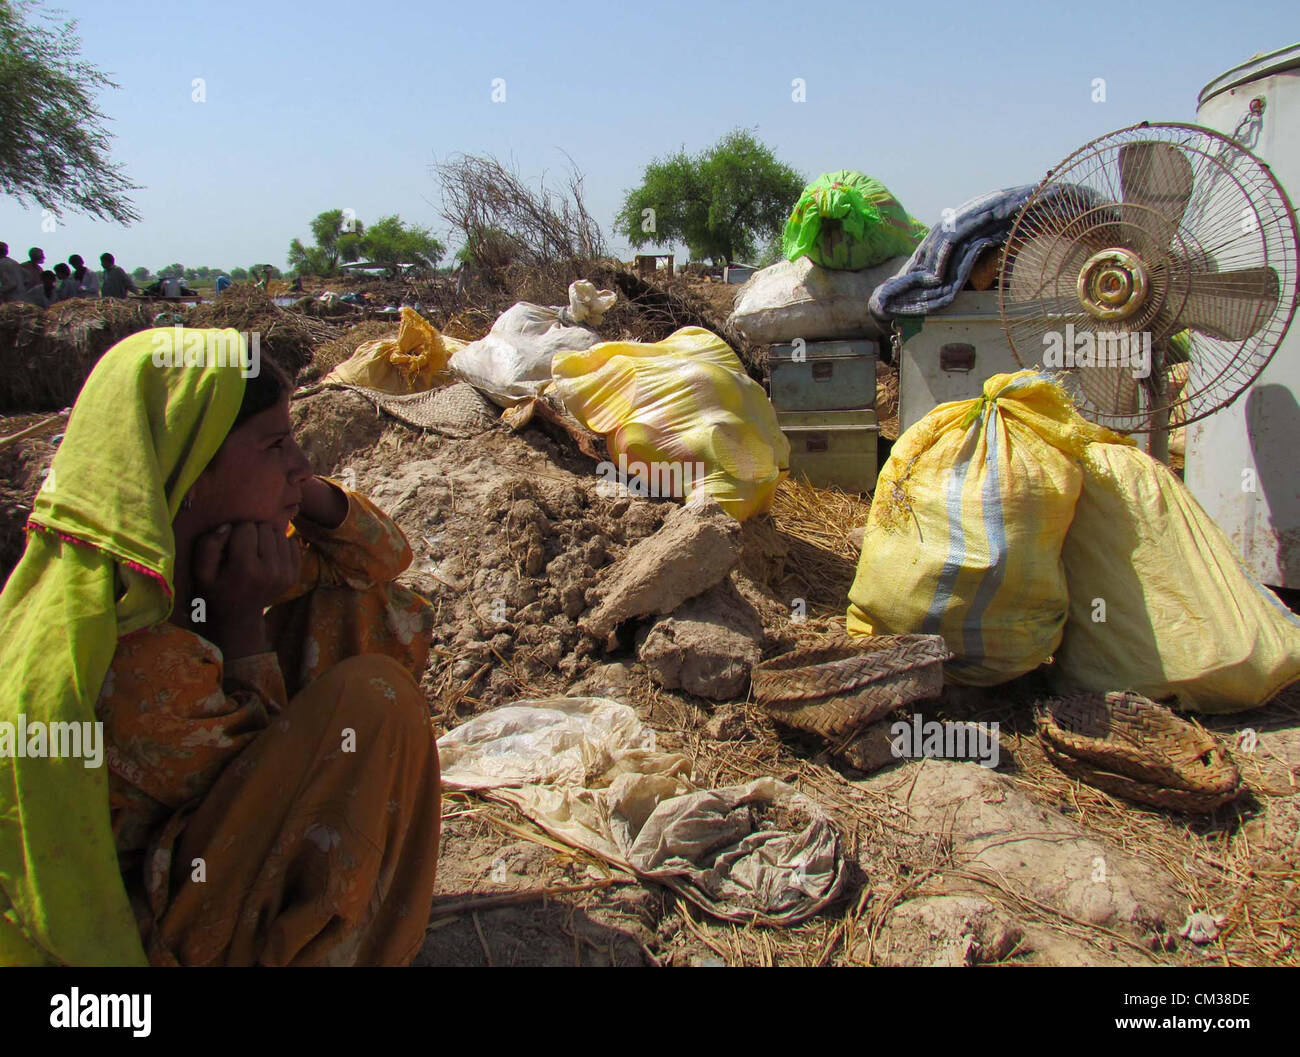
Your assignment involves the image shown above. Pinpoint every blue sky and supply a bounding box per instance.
[2,0,1295,273]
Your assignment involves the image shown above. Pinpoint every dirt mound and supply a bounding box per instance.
[0,299,158,412]
[188,287,339,379]
[0,415,60,579]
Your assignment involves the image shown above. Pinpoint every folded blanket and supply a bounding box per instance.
[869,183,1107,321]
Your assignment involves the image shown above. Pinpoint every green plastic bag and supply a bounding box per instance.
[783,170,928,271]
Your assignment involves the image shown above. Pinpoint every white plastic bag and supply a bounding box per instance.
[727,255,907,343]
[449,280,615,407]
[566,280,617,325]
[437,697,846,923]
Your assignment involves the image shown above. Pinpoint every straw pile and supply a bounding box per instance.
[0,299,157,412]
[768,477,872,617]
[187,286,339,379]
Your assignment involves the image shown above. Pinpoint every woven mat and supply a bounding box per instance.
[343,382,500,437]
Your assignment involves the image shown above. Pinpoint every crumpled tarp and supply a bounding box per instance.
[322,306,464,394]
[438,697,846,924]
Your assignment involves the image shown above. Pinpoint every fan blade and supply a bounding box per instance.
[1177,266,1279,341]
[1119,141,1194,250]
[1007,231,1089,305]
[1077,362,1142,420]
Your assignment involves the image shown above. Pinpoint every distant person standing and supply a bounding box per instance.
[0,242,26,303]
[99,253,138,299]
[69,254,99,298]
[53,263,78,302]
[20,248,45,290]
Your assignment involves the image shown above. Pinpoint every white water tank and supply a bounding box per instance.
[1187,43,1300,589]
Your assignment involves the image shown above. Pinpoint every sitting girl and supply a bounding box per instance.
[0,328,441,966]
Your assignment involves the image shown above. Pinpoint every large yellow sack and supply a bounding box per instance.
[323,307,464,394]
[847,371,1129,685]
[551,326,789,521]
[1055,442,1300,712]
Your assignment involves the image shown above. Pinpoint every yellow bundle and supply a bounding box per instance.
[551,326,789,521]
[1056,441,1300,712]
[847,371,1129,685]
[323,307,465,394]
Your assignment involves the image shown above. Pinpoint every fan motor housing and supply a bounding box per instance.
[1078,249,1150,321]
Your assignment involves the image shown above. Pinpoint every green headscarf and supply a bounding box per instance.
[0,328,246,965]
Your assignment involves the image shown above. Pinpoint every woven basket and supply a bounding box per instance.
[753,634,951,738]
[1036,691,1243,813]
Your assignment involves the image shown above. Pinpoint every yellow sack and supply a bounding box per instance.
[847,371,1129,685]
[1056,442,1300,712]
[323,307,464,394]
[551,326,789,521]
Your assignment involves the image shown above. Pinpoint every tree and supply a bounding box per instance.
[287,238,332,277]
[0,1,140,223]
[249,263,281,279]
[287,208,366,277]
[361,215,444,274]
[230,267,248,281]
[157,262,184,278]
[131,266,150,283]
[616,129,804,265]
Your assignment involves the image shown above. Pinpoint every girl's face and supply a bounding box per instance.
[186,396,313,535]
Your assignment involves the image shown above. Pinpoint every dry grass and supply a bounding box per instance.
[0,299,157,412]
[877,362,900,440]
[768,477,872,616]
[188,286,340,378]
[947,675,1300,966]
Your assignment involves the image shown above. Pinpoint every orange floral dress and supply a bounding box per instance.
[95,484,441,966]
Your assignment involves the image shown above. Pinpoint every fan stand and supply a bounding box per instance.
[1143,366,1170,463]
[1146,410,1171,463]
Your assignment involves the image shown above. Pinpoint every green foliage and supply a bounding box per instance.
[290,208,443,277]
[0,1,140,223]
[361,214,444,274]
[616,129,803,266]
[130,266,150,282]
[230,267,248,281]
[287,237,331,277]
[249,263,281,280]
[288,209,357,277]
[159,262,184,278]
[337,232,363,264]
[289,208,386,276]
